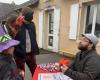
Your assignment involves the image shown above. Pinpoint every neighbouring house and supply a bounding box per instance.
[14,0,39,14]
[0,2,17,23]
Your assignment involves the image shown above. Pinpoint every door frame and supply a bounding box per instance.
[39,6,60,52]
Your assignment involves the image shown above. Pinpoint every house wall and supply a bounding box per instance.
[38,0,59,50]
[57,0,79,56]
[33,0,100,57]
[35,0,79,55]
[33,7,39,45]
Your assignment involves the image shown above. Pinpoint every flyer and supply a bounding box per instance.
[38,73,72,80]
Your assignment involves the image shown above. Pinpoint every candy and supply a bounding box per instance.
[37,63,59,72]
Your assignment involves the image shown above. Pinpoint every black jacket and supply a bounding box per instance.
[65,49,100,80]
[14,22,39,58]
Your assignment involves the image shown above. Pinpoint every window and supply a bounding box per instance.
[48,36,53,46]
[48,11,54,34]
[85,4,100,38]
[85,5,94,33]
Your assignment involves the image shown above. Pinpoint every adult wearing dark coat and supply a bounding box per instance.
[14,7,39,77]
[60,34,100,80]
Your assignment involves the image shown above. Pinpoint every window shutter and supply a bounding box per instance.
[53,8,60,52]
[39,11,43,48]
[69,4,79,40]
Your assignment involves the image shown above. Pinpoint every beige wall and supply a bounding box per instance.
[33,7,39,45]
[35,0,82,55]
[56,0,99,55]
[34,0,100,56]
[57,0,79,55]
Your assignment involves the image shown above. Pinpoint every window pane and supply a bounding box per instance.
[48,36,53,46]
[49,22,53,34]
[49,11,54,34]
[95,4,100,38]
[85,5,94,33]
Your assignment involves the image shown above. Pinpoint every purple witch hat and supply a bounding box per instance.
[0,26,20,53]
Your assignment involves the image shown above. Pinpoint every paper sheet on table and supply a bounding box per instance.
[38,72,72,80]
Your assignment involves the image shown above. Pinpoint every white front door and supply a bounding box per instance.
[47,8,60,52]
[39,7,60,52]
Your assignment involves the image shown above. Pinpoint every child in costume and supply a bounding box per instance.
[0,26,23,80]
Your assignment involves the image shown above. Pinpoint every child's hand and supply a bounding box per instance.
[19,70,25,78]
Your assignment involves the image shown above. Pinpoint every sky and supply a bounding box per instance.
[0,0,29,5]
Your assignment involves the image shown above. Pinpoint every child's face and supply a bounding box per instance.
[3,47,14,54]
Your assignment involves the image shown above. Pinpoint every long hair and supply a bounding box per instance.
[5,14,18,38]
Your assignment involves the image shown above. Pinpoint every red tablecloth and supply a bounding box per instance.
[32,67,58,80]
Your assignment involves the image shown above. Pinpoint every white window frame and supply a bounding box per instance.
[91,5,97,35]
[83,6,88,33]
